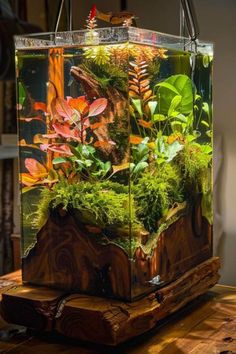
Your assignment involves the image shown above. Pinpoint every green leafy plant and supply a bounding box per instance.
[130,139,149,179]
[53,144,112,182]
[155,74,194,115]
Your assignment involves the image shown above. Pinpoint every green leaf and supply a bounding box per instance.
[132,143,149,164]
[156,74,194,115]
[195,94,201,101]
[131,98,143,117]
[132,161,148,175]
[52,157,67,164]
[202,102,209,117]
[84,159,93,167]
[201,120,209,127]
[168,95,182,116]
[166,141,183,162]
[173,114,187,122]
[186,134,197,142]
[130,163,135,173]
[18,82,26,106]
[203,55,210,68]
[147,101,158,117]
[206,130,213,138]
[75,159,93,167]
[103,161,111,173]
[155,82,180,95]
[153,114,167,121]
[171,121,184,133]
[193,130,201,138]
[201,145,212,154]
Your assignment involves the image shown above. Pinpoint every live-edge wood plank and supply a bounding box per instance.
[0,269,236,353]
[1,258,220,345]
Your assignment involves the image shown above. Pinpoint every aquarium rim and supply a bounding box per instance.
[14,26,213,55]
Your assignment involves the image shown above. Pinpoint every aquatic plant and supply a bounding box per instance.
[83,43,167,69]
[133,163,184,232]
[19,94,114,189]
[36,180,137,230]
[155,74,194,116]
[86,4,97,30]
[83,46,111,66]
[179,142,212,193]
[20,158,58,192]
[130,139,149,179]
[18,39,213,254]
[129,58,153,103]
[81,61,128,92]
[53,143,113,182]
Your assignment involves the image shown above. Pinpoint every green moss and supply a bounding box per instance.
[179,142,212,193]
[133,163,184,233]
[81,62,128,92]
[35,180,138,230]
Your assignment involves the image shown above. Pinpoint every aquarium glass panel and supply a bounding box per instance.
[16,27,213,301]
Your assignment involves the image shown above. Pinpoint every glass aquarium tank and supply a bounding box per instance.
[15,27,213,301]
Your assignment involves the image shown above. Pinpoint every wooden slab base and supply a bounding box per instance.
[0,257,220,346]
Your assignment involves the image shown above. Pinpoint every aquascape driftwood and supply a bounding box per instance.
[21,195,212,301]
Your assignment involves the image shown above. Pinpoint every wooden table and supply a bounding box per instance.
[0,271,235,353]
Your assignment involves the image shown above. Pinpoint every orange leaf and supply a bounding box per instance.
[33,134,49,144]
[138,119,153,128]
[128,71,137,77]
[25,158,48,178]
[21,173,39,186]
[129,85,139,94]
[129,79,138,85]
[143,90,152,101]
[129,135,143,144]
[19,139,41,150]
[68,96,89,116]
[90,122,106,130]
[139,73,149,79]
[129,91,138,98]
[34,102,47,113]
[140,79,150,87]
[112,162,130,173]
[94,140,116,148]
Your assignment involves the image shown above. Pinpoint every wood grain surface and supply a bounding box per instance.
[22,201,212,301]
[1,257,220,346]
[0,268,235,353]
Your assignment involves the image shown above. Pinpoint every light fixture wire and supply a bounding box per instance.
[180,0,199,41]
[54,0,72,42]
